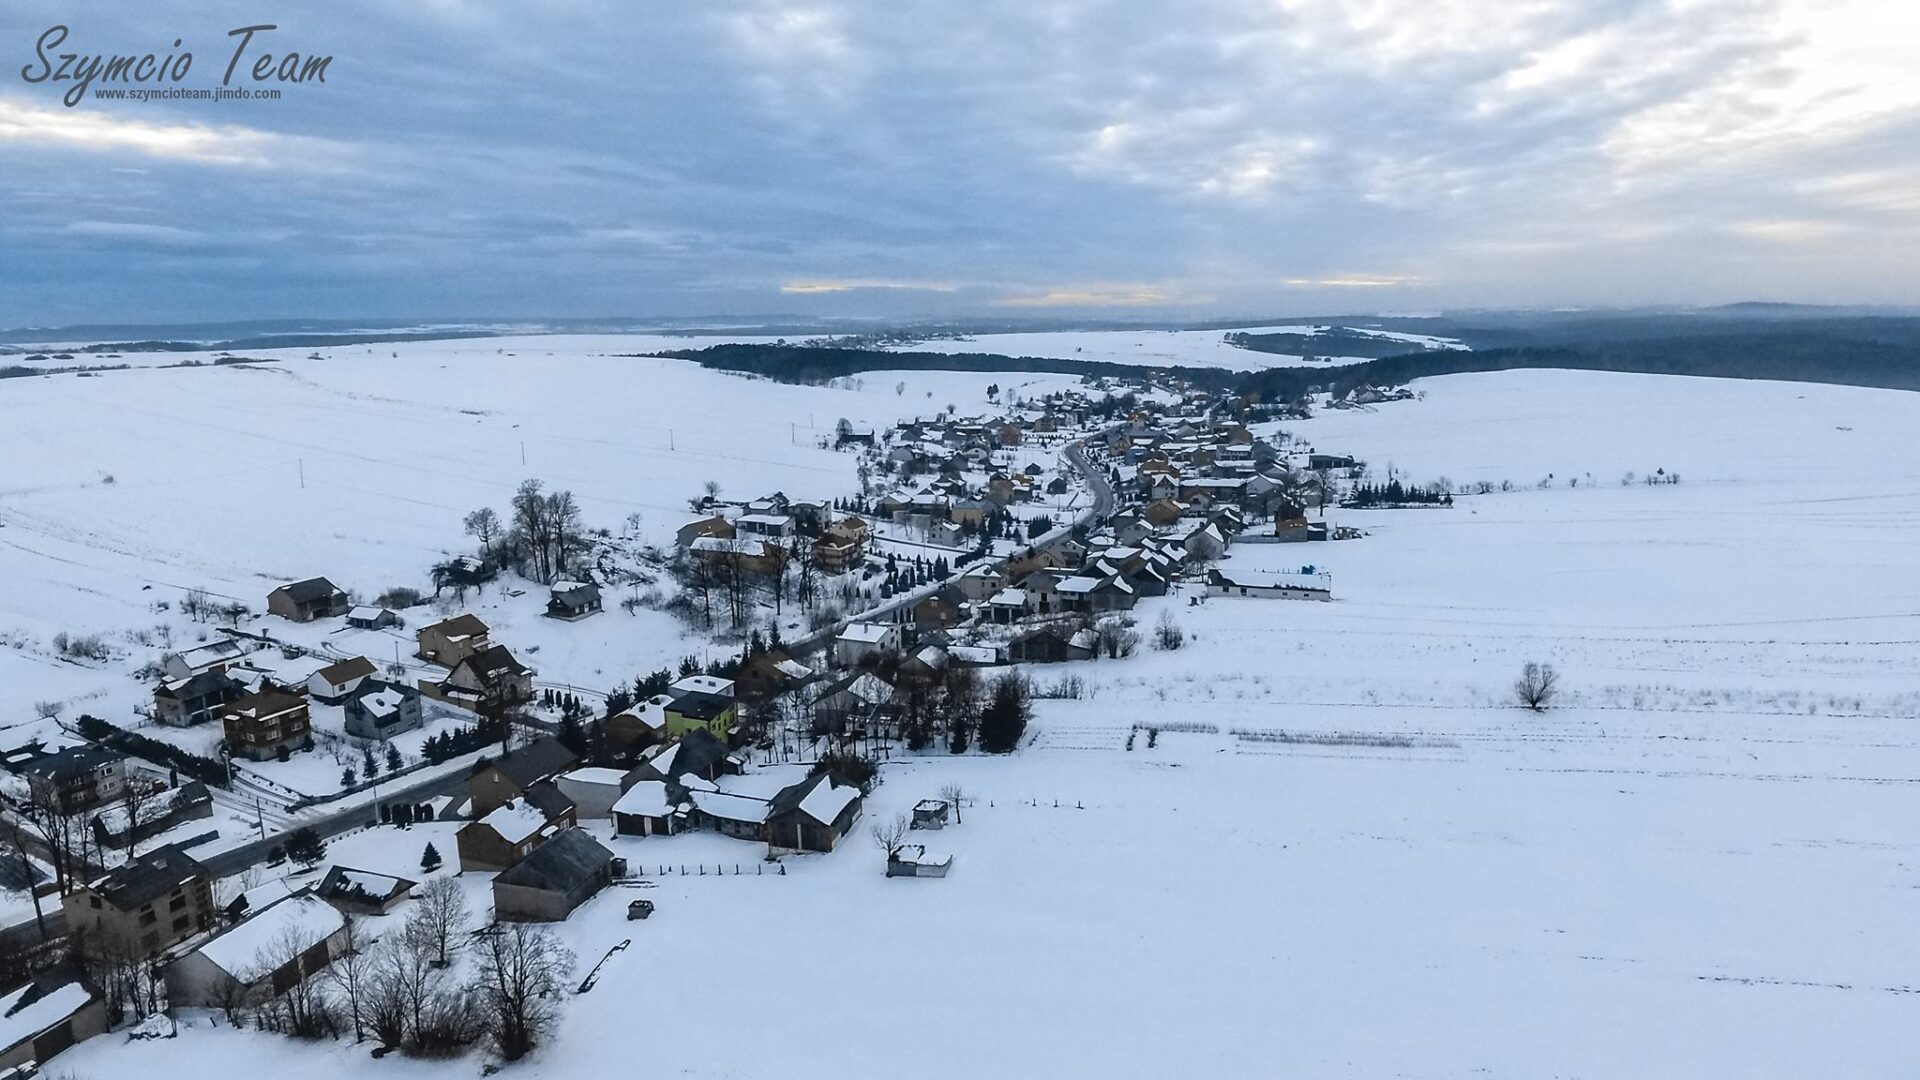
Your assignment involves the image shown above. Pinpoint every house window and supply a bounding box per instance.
[139,909,157,925]
[173,914,190,931]
[89,896,102,909]
[169,895,187,912]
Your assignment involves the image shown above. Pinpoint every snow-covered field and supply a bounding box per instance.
[33,366,1920,1077]
[0,336,1087,731]
[877,324,1465,370]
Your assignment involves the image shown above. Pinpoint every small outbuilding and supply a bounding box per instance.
[886,844,953,879]
[492,829,614,922]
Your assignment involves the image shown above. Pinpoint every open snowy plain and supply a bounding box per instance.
[13,348,1920,1077]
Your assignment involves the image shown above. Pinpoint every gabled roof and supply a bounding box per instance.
[17,744,123,784]
[493,829,612,893]
[271,577,341,603]
[484,735,577,790]
[455,644,529,682]
[313,656,376,687]
[84,845,205,910]
[769,772,861,826]
[317,866,416,905]
[421,613,489,641]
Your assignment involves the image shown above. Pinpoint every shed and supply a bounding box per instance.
[492,829,614,922]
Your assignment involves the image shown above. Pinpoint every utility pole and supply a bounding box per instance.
[669,429,675,451]
[298,459,305,489]
[520,441,526,466]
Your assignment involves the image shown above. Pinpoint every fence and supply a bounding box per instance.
[624,863,787,877]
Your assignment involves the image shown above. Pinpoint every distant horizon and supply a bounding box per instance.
[5,299,1920,346]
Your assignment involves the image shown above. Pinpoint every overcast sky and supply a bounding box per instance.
[2,0,1916,326]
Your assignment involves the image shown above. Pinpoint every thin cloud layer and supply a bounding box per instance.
[0,0,1913,325]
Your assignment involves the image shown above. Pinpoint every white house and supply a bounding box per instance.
[834,622,902,667]
[162,638,249,681]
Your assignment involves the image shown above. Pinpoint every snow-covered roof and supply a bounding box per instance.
[560,767,629,787]
[989,587,1027,606]
[949,645,999,664]
[796,779,860,826]
[356,685,405,718]
[0,980,93,1053]
[892,843,952,869]
[611,780,676,818]
[774,658,813,680]
[475,800,554,845]
[196,894,344,979]
[671,674,735,698]
[690,789,769,824]
[838,621,895,644]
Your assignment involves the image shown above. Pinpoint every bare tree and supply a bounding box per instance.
[471,922,575,1061]
[1153,611,1185,651]
[255,925,334,1038]
[114,774,170,860]
[17,788,93,895]
[406,876,470,967]
[870,813,910,857]
[464,507,502,556]
[937,783,966,825]
[1514,662,1560,711]
[325,917,374,1042]
[32,700,61,721]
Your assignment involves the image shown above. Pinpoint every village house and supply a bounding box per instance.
[456,783,576,872]
[633,728,739,791]
[606,695,671,758]
[834,621,902,667]
[165,893,348,1008]
[492,828,615,922]
[810,671,898,734]
[17,745,127,813]
[812,517,870,573]
[611,779,685,838]
[153,669,249,728]
[555,766,644,820]
[415,613,492,666]
[546,581,603,621]
[675,513,735,549]
[342,679,425,741]
[315,866,416,916]
[467,735,579,816]
[689,790,771,840]
[0,971,107,1074]
[306,656,376,705]
[735,513,795,540]
[766,773,864,853]
[61,845,214,957]
[221,687,311,761]
[1054,573,1138,614]
[734,650,814,703]
[434,643,533,714]
[664,691,737,741]
[1006,626,1098,664]
[955,561,1006,603]
[265,577,349,623]
[161,638,249,681]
